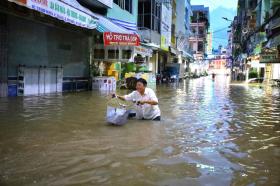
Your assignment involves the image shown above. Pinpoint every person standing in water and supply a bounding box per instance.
[115,78,161,121]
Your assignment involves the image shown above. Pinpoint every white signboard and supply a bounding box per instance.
[160,4,172,51]
[27,0,98,29]
[97,0,113,8]
[134,46,153,57]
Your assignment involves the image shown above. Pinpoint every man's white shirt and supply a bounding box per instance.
[124,88,161,120]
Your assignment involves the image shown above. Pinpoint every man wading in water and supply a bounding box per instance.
[115,78,161,121]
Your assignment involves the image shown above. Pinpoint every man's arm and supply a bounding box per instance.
[116,95,126,101]
[115,92,134,101]
[139,100,158,105]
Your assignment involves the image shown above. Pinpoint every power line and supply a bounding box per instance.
[211,26,230,33]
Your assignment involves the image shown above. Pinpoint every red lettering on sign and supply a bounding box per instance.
[103,32,140,46]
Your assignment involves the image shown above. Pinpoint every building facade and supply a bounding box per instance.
[0,0,100,97]
[189,5,209,75]
[232,0,280,83]
[0,0,141,97]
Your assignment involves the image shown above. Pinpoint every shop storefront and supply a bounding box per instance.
[0,0,99,96]
[91,31,156,89]
[246,55,265,81]
[260,47,280,85]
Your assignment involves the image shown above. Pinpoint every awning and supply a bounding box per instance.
[109,18,137,32]
[141,42,160,50]
[265,34,280,48]
[8,0,98,29]
[182,51,194,60]
[7,0,136,35]
[169,46,180,55]
[95,14,134,34]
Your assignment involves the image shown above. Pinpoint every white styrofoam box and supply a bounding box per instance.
[92,76,116,91]
[92,79,99,90]
[135,73,142,79]
[108,77,116,91]
[100,82,108,90]
[24,68,39,95]
[56,68,63,92]
[92,77,102,90]
[39,68,45,94]
[20,67,63,96]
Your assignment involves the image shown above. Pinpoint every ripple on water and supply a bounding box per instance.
[0,78,279,185]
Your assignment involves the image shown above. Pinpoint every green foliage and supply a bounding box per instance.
[249,68,258,79]
[90,63,100,77]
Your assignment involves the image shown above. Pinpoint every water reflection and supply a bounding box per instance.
[0,76,279,185]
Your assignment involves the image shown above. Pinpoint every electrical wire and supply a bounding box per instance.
[211,26,230,33]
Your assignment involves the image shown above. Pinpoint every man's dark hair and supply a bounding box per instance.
[136,78,147,87]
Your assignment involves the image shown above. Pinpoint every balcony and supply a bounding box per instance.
[190,22,206,27]
[137,28,161,45]
[270,16,280,30]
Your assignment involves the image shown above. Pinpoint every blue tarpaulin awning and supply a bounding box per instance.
[95,14,135,34]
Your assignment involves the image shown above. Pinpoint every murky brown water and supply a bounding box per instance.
[0,76,280,186]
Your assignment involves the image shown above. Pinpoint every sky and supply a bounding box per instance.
[191,0,238,11]
[191,0,238,49]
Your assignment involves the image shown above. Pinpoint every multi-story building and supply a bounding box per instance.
[184,0,193,73]
[175,0,192,57]
[189,5,209,75]
[157,0,192,79]
[137,0,193,78]
[232,0,280,83]
[261,0,280,85]
[137,0,173,75]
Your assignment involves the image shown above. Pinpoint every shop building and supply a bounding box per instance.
[137,0,162,74]
[0,0,142,97]
[232,0,280,84]
[0,0,99,97]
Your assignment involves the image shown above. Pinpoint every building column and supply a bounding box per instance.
[245,67,249,82]
[155,51,159,74]
[0,13,8,97]
[264,63,272,85]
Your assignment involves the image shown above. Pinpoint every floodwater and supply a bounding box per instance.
[0,76,280,186]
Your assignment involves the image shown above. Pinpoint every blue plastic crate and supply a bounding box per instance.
[8,84,17,97]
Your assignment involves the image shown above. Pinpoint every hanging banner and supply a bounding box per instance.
[8,0,27,5]
[103,32,140,46]
[26,0,98,29]
[160,4,172,51]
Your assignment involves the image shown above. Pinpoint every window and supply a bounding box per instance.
[108,49,119,59]
[138,0,161,32]
[114,0,133,14]
[94,49,105,59]
[198,42,204,52]
[198,27,204,36]
[122,50,132,59]
[93,34,103,44]
[191,26,196,34]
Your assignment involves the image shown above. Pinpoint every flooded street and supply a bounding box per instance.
[0,76,280,186]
